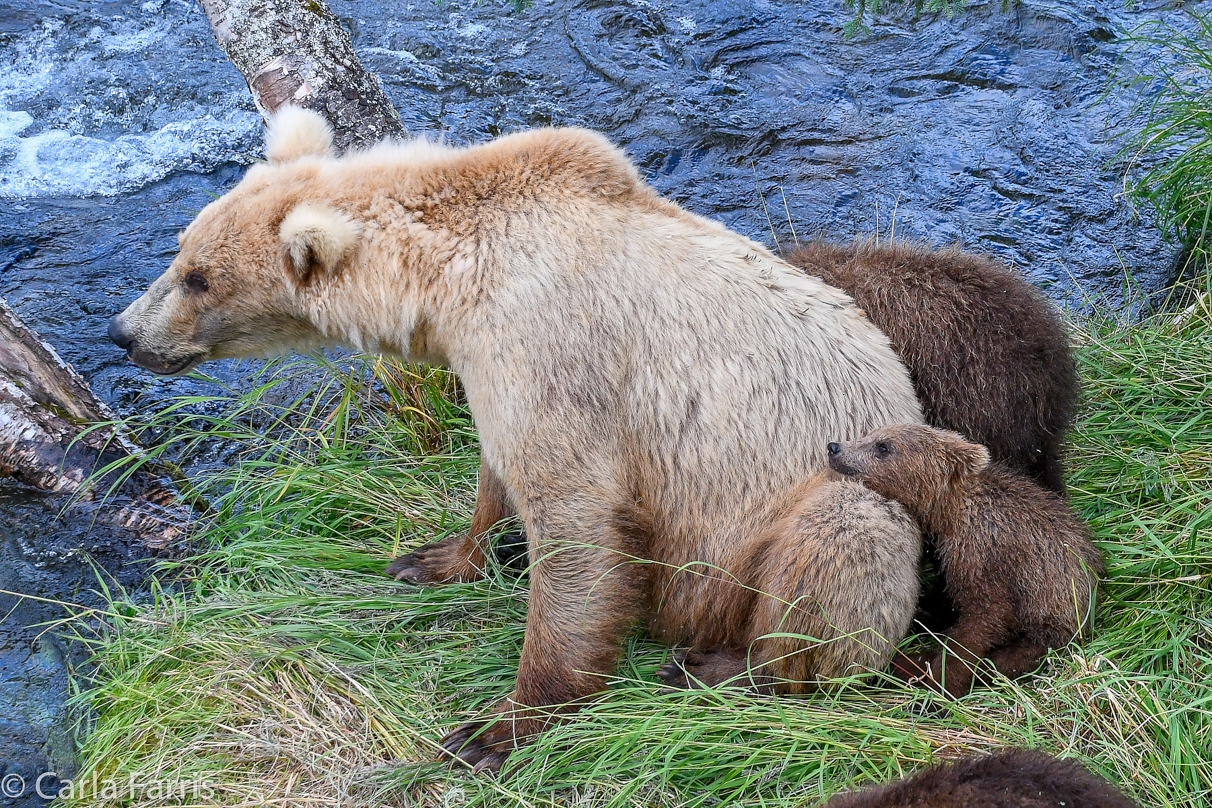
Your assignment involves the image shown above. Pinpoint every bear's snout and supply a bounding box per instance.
[108,315,133,351]
[106,310,202,375]
[827,444,859,477]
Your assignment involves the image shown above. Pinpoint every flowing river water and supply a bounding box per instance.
[0,0,1201,802]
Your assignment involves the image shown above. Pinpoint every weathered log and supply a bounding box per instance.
[198,0,407,152]
[1,0,397,547]
[0,300,189,547]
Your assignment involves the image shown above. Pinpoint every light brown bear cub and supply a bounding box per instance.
[828,425,1102,697]
[109,107,925,770]
[656,473,921,693]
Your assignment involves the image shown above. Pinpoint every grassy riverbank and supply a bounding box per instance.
[58,291,1211,807]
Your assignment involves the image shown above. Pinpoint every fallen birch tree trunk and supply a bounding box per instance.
[198,0,407,150]
[0,300,189,547]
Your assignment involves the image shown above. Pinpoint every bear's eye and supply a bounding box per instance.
[876,442,891,456]
[184,271,210,294]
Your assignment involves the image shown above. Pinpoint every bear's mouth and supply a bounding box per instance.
[128,349,204,376]
[827,454,861,477]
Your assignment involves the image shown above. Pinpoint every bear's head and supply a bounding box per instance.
[827,424,990,517]
[107,106,362,375]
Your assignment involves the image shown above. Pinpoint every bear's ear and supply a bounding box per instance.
[942,433,991,479]
[265,105,335,163]
[279,203,360,286]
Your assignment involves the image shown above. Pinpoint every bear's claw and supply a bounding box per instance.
[889,650,934,681]
[656,653,692,691]
[440,720,507,773]
[384,552,427,583]
[385,534,487,585]
[438,702,547,775]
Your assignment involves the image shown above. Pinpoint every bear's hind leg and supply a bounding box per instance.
[656,647,758,691]
[387,457,513,584]
[925,610,1015,697]
[985,638,1050,681]
[386,532,488,584]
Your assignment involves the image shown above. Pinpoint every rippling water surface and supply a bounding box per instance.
[0,0,1202,801]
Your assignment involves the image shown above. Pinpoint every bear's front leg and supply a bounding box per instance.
[440,496,647,771]
[387,457,514,584]
[924,610,1013,698]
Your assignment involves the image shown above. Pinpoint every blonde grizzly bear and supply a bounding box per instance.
[109,107,925,770]
[828,424,1103,698]
[821,749,1140,808]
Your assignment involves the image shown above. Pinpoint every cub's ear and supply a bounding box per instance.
[941,432,991,478]
[265,105,335,163]
[280,203,360,286]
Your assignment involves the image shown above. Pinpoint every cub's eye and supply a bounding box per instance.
[184,271,210,294]
[876,442,891,456]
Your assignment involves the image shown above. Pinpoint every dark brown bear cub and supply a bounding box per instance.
[828,424,1103,697]
[787,242,1078,495]
[821,749,1140,808]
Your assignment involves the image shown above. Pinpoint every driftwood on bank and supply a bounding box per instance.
[0,0,394,545]
[0,300,188,547]
[198,0,406,151]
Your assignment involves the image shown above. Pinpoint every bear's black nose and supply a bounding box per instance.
[827,442,841,456]
[108,316,133,350]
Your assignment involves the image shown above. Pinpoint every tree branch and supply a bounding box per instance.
[0,0,402,547]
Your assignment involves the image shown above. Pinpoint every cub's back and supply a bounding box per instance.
[786,240,1078,493]
[962,467,1102,630]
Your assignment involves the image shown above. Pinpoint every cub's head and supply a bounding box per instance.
[108,106,361,375]
[827,424,990,511]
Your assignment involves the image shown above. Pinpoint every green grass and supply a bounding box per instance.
[55,298,1212,806]
[1118,11,1212,293]
[47,13,1212,805]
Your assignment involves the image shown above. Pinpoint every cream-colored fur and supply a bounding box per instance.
[279,202,362,284]
[264,104,334,163]
[111,110,925,763]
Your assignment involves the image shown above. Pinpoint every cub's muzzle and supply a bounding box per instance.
[827,443,859,477]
